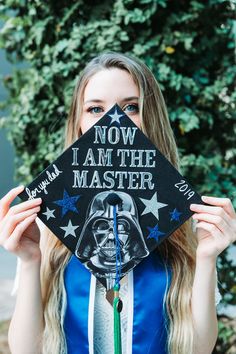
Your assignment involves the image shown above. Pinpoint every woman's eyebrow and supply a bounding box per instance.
[84,99,104,105]
[84,96,139,105]
[122,96,139,102]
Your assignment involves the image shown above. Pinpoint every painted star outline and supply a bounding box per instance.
[53,189,81,217]
[42,207,56,220]
[108,108,124,125]
[147,224,165,242]
[170,208,182,222]
[60,219,79,238]
[139,192,168,221]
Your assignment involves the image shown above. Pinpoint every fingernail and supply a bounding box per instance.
[190,204,197,209]
[17,185,24,190]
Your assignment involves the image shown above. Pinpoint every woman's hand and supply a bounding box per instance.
[0,186,42,263]
[190,196,236,260]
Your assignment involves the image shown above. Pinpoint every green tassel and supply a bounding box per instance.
[113,284,122,354]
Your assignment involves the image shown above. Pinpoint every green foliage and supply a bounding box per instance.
[0,0,236,330]
[214,317,236,353]
[0,0,235,188]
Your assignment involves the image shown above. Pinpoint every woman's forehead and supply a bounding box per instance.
[83,68,139,102]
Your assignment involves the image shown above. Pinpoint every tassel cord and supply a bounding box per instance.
[113,204,122,354]
[113,205,122,286]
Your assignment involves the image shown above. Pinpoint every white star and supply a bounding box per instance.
[139,192,168,221]
[109,108,123,125]
[60,220,79,238]
[42,207,56,220]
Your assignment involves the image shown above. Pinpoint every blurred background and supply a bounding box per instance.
[0,37,17,353]
[0,1,235,353]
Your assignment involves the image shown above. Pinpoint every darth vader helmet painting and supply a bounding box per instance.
[75,190,149,288]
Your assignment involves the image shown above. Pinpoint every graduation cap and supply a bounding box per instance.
[19,104,202,290]
[18,104,203,353]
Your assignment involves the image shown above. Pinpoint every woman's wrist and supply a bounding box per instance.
[196,250,217,268]
[20,255,42,270]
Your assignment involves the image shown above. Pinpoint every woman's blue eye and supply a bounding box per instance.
[88,106,103,114]
[124,104,139,113]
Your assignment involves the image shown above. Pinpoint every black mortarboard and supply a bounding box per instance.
[18,104,202,290]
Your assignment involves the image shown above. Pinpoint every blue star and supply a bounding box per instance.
[53,190,80,217]
[170,208,182,222]
[147,225,165,242]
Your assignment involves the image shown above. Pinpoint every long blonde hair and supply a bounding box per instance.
[41,52,198,354]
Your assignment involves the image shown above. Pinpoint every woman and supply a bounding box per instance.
[1,52,236,354]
